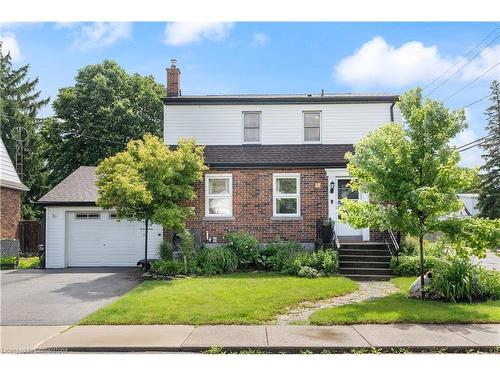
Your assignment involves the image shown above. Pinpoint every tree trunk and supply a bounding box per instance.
[144,218,149,271]
[419,234,425,300]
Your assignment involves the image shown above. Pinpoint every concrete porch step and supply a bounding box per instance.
[340,267,392,276]
[339,254,392,263]
[339,249,391,256]
[339,261,391,269]
[339,243,388,250]
[342,274,393,281]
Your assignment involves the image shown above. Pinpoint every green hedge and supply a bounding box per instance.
[390,255,447,276]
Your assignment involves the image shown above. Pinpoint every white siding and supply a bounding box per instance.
[45,206,67,268]
[164,103,402,145]
[45,206,162,268]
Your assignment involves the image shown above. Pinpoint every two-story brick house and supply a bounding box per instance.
[164,60,402,248]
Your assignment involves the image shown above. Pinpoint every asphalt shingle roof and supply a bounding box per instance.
[37,144,353,204]
[38,166,98,204]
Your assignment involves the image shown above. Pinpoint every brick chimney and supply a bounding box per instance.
[166,59,181,97]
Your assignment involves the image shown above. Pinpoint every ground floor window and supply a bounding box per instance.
[273,173,300,217]
[205,174,233,217]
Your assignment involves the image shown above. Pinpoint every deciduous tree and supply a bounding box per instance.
[339,88,499,298]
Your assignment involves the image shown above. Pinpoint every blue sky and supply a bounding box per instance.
[1,22,499,167]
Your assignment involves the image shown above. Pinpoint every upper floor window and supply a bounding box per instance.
[205,174,233,217]
[303,111,321,143]
[243,112,261,143]
[273,173,301,217]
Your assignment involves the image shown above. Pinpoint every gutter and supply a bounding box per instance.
[390,101,396,122]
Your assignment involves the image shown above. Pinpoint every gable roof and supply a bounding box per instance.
[38,166,98,205]
[0,138,28,191]
[164,93,399,105]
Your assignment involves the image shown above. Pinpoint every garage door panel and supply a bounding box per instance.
[67,211,162,267]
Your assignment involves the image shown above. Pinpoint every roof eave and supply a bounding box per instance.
[36,201,97,207]
[163,96,399,105]
[0,179,29,191]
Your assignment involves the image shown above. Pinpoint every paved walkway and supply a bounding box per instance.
[2,324,498,352]
[276,281,399,325]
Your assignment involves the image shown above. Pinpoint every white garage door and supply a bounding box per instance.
[67,211,162,267]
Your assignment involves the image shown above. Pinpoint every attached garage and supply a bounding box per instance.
[38,167,162,268]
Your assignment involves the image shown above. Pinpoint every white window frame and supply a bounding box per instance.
[303,110,322,144]
[205,174,233,217]
[242,111,262,144]
[273,173,301,217]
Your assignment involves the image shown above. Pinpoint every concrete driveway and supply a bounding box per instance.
[1,268,142,326]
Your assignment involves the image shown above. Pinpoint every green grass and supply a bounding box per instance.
[19,256,40,269]
[80,272,358,325]
[309,277,500,325]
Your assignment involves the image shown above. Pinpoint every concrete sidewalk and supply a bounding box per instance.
[2,324,499,352]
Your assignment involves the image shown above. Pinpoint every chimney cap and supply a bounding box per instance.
[170,59,177,68]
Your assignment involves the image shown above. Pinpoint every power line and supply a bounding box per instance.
[456,135,490,150]
[424,34,500,98]
[443,62,500,102]
[422,26,500,91]
[457,94,491,110]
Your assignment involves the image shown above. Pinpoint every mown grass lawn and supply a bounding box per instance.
[80,272,358,325]
[309,277,500,325]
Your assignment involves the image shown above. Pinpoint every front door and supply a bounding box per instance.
[330,177,363,239]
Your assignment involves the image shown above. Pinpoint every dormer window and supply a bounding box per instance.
[243,112,261,143]
[304,111,321,143]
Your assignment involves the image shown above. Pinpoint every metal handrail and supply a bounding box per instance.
[384,229,400,259]
[332,226,341,250]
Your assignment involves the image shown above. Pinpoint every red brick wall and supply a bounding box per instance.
[0,187,22,240]
[167,168,329,244]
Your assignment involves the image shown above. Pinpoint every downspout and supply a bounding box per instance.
[390,101,396,122]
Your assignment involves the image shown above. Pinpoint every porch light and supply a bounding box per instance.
[329,180,335,194]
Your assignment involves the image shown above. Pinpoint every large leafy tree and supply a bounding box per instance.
[41,60,165,186]
[478,80,500,219]
[0,42,50,219]
[339,88,499,298]
[96,135,207,265]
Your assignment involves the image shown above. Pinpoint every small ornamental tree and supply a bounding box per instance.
[339,88,500,299]
[96,134,207,267]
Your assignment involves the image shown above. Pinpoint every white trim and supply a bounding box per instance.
[272,173,301,217]
[302,110,322,144]
[205,173,233,217]
[242,111,262,144]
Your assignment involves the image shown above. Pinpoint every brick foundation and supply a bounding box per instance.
[0,187,22,240]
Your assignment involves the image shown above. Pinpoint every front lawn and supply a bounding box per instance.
[80,273,358,325]
[309,277,500,325]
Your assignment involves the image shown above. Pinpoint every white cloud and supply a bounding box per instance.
[459,45,500,81]
[0,31,22,61]
[163,22,233,46]
[252,32,268,47]
[334,36,499,88]
[69,22,131,51]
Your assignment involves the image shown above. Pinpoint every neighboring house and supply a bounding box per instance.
[0,138,28,248]
[163,60,402,247]
[37,166,162,268]
[457,193,480,217]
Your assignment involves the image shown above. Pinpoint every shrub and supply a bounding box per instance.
[285,249,339,277]
[428,259,500,302]
[19,257,39,269]
[297,266,320,278]
[196,246,238,275]
[1,256,17,268]
[263,241,303,271]
[159,241,173,260]
[390,255,447,276]
[224,232,260,268]
[150,259,185,276]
